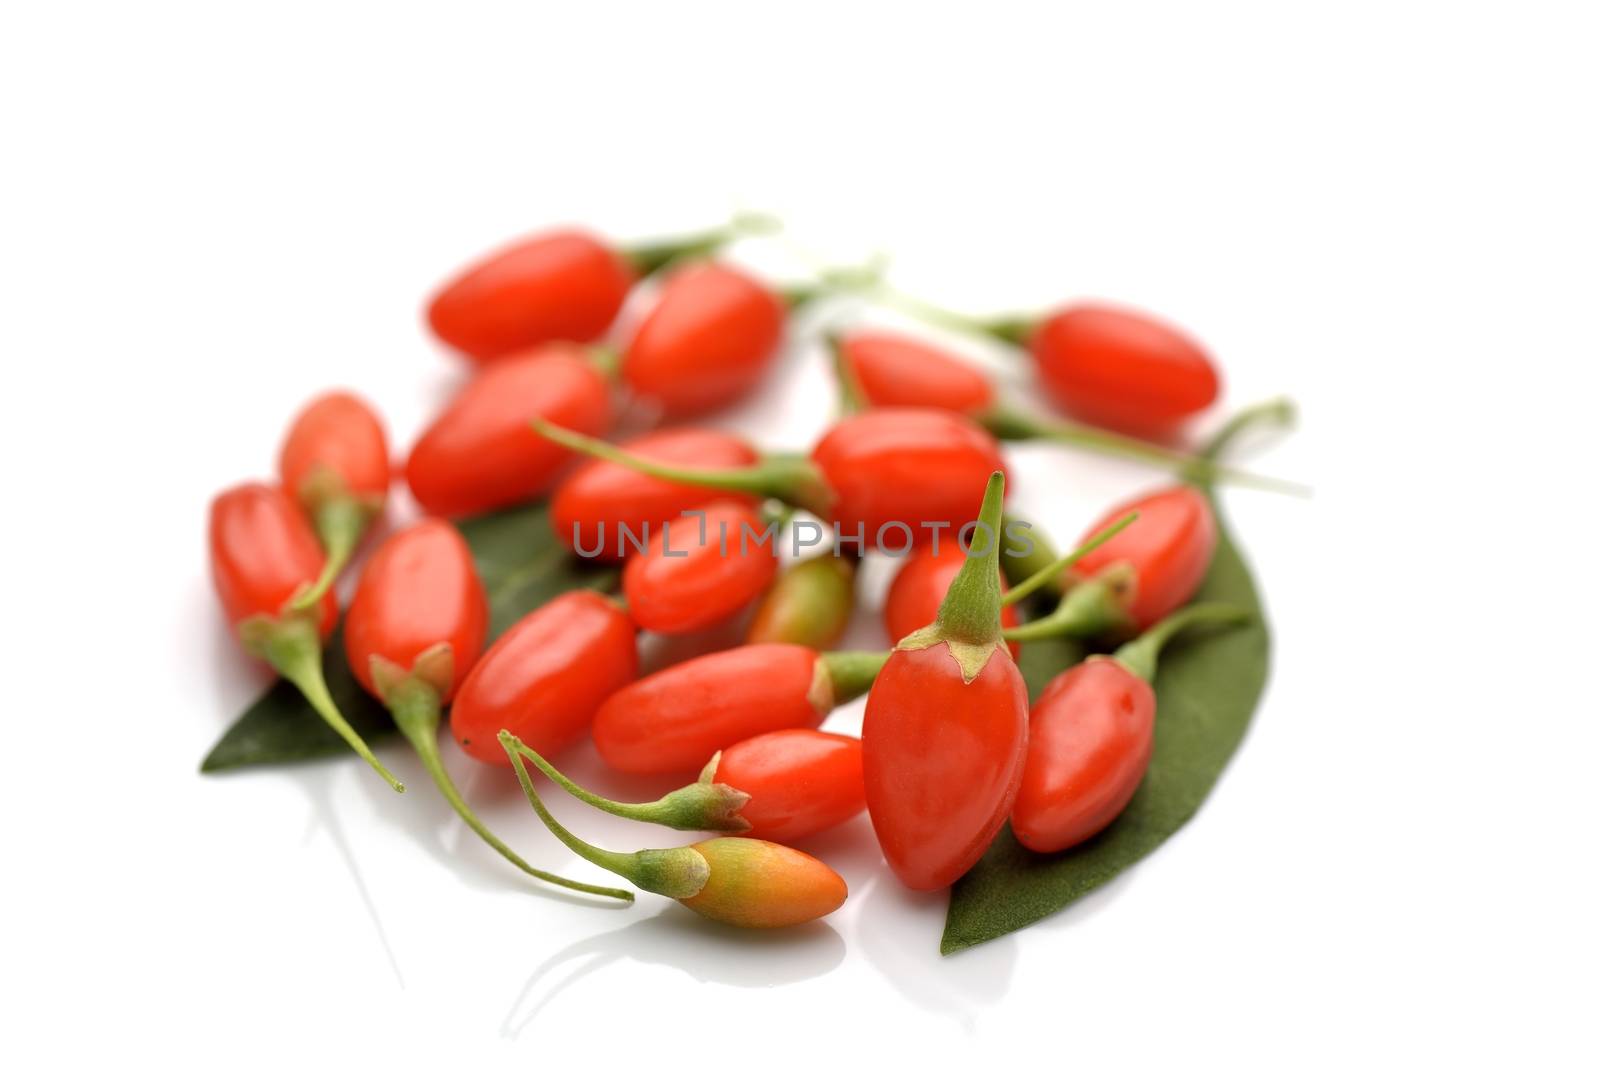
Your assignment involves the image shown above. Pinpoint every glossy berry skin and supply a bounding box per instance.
[713,729,866,842]
[343,520,488,702]
[594,644,824,775]
[622,262,784,418]
[278,391,390,505]
[451,591,638,764]
[406,345,612,518]
[208,483,337,639]
[552,428,759,561]
[862,645,1028,891]
[1028,304,1220,436]
[884,543,1022,658]
[681,838,847,928]
[1072,484,1217,630]
[809,409,1007,546]
[1012,658,1154,853]
[621,499,779,635]
[427,230,635,363]
[842,331,994,415]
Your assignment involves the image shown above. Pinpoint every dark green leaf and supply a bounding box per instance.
[941,503,1270,953]
[201,502,618,773]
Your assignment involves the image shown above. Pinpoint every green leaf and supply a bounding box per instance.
[200,502,618,773]
[941,501,1270,953]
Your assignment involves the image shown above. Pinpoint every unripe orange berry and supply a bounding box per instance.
[680,838,847,928]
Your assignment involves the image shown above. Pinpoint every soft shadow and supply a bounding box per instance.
[856,875,1018,1031]
[502,908,847,1038]
[348,738,634,909]
[293,761,407,989]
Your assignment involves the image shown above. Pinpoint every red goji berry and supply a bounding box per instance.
[620,499,779,635]
[592,644,887,775]
[622,261,786,419]
[208,482,401,790]
[712,729,865,842]
[450,590,638,764]
[1012,604,1248,853]
[1071,484,1217,631]
[551,427,760,561]
[862,472,1028,890]
[406,345,612,517]
[277,390,389,609]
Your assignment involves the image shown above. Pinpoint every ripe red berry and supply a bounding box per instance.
[837,330,995,415]
[620,499,779,635]
[1028,303,1220,436]
[1072,484,1217,630]
[406,345,612,517]
[451,590,638,763]
[712,729,866,842]
[427,230,636,362]
[622,262,785,418]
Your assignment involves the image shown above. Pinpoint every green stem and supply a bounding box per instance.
[871,284,1036,347]
[499,733,709,899]
[982,406,1309,497]
[500,737,749,833]
[621,211,781,277]
[586,344,622,380]
[820,649,892,704]
[1192,396,1299,472]
[1113,603,1252,682]
[1001,578,1130,644]
[290,496,370,612]
[1001,512,1140,607]
[531,419,836,518]
[244,616,403,792]
[386,682,632,901]
[826,333,869,414]
[934,471,1007,646]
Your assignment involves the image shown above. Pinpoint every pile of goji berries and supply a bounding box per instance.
[207,216,1296,928]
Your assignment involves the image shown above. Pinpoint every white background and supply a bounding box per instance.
[3,2,1597,1064]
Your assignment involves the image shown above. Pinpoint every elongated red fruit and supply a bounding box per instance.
[712,729,865,842]
[622,262,785,418]
[552,428,760,561]
[343,519,488,703]
[279,391,391,506]
[451,591,638,764]
[209,483,337,639]
[839,331,994,414]
[621,500,779,634]
[1029,304,1220,436]
[1072,484,1216,630]
[594,645,826,775]
[406,345,612,517]
[1011,658,1152,853]
[810,409,1007,545]
[862,472,1026,890]
[427,230,635,362]
[884,542,1021,658]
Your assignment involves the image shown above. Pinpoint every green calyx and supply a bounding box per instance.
[289,467,382,613]
[499,733,752,834]
[1112,602,1252,683]
[1000,572,1132,644]
[621,211,782,277]
[897,471,1008,682]
[237,613,404,792]
[981,406,1309,497]
[531,419,837,520]
[812,648,892,710]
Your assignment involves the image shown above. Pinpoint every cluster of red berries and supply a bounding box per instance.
[208,217,1294,928]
